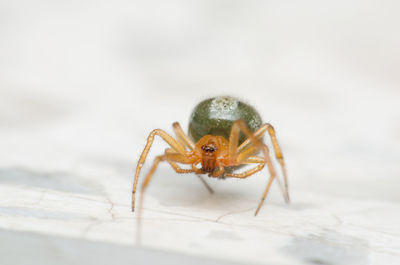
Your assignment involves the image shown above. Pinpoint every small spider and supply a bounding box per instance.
[132,96,289,218]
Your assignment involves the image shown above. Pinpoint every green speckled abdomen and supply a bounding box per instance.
[188,96,263,145]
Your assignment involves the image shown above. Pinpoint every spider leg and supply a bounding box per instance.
[132,129,187,212]
[228,120,269,163]
[227,120,287,214]
[139,153,192,195]
[237,147,283,192]
[236,145,261,163]
[225,155,276,216]
[224,156,265,178]
[191,161,203,174]
[166,148,213,193]
[237,123,289,202]
[196,175,214,194]
[166,160,194,173]
[236,146,286,208]
[237,125,268,152]
[173,122,195,151]
[210,167,225,178]
[136,151,192,243]
[237,150,285,199]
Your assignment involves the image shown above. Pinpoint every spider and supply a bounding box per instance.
[132,96,289,218]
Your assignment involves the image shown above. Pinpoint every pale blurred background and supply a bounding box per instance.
[0,1,399,264]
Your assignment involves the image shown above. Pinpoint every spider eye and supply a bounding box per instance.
[201,144,217,152]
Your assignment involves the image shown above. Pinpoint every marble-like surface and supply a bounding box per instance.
[1,1,400,264]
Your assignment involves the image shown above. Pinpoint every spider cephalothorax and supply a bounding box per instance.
[132,96,289,221]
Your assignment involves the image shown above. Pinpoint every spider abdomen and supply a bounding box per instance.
[188,96,263,145]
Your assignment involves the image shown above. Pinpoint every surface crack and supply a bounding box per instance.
[215,207,253,222]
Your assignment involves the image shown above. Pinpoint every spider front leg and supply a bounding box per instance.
[226,156,274,216]
[237,123,289,202]
[227,120,283,215]
[132,128,187,212]
[139,152,193,202]
[225,156,266,175]
[166,149,214,194]
[225,156,265,180]
[136,151,193,243]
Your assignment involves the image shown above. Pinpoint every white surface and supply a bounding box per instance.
[1,1,400,264]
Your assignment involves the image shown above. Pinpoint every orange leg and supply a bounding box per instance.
[242,149,287,212]
[191,162,203,174]
[168,156,214,194]
[132,129,187,212]
[167,149,213,193]
[210,167,225,178]
[173,122,195,151]
[224,157,265,179]
[236,145,261,163]
[137,151,193,243]
[237,144,285,198]
[227,121,286,215]
[237,123,289,202]
[228,120,268,161]
[225,156,273,215]
[167,160,194,174]
[139,153,192,194]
